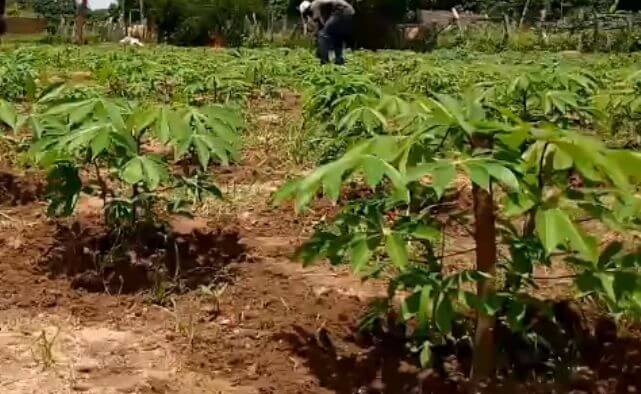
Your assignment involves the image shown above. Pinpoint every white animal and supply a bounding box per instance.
[119,36,144,47]
[127,24,148,40]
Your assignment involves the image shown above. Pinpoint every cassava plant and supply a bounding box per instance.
[594,69,641,148]
[302,70,383,163]
[277,87,641,382]
[501,64,599,127]
[27,84,242,230]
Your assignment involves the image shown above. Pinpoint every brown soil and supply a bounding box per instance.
[0,90,640,394]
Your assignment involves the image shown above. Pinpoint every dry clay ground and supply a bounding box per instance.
[0,91,640,394]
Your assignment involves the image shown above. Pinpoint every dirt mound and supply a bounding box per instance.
[0,171,44,206]
[40,221,247,294]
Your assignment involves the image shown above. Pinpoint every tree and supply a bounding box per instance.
[146,0,264,46]
[75,0,87,44]
[32,0,76,20]
[0,0,6,37]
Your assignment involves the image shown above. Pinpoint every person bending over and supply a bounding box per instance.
[299,0,355,65]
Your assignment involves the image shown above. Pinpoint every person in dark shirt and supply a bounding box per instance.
[300,0,355,65]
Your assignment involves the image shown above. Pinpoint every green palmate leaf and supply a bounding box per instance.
[207,116,241,146]
[69,100,97,125]
[273,179,300,204]
[485,162,519,191]
[608,150,641,183]
[121,156,144,185]
[140,155,166,190]
[596,272,616,302]
[204,104,244,130]
[535,208,598,263]
[154,106,172,143]
[417,286,433,332]
[503,191,536,217]
[465,162,491,191]
[193,136,211,170]
[419,342,432,367]
[431,161,456,198]
[435,295,454,334]
[368,135,402,162]
[405,159,456,194]
[362,156,387,187]
[552,146,573,170]
[338,107,387,134]
[44,100,93,117]
[36,82,66,104]
[0,100,18,131]
[430,95,474,134]
[121,155,167,190]
[101,100,126,132]
[368,159,407,195]
[322,169,343,201]
[386,232,408,270]
[543,90,580,115]
[412,224,440,241]
[171,105,239,168]
[58,123,105,152]
[129,106,159,136]
[553,140,604,183]
[498,124,530,151]
[110,130,137,154]
[351,239,373,273]
[378,94,411,117]
[90,129,111,159]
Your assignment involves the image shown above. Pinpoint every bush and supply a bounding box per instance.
[148,0,265,46]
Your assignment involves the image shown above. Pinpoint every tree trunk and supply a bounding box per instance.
[519,0,531,28]
[470,134,498,384]
[75,0,88,44]
[0,0,7,37]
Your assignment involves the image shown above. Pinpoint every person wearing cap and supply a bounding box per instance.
[299,0,355,65]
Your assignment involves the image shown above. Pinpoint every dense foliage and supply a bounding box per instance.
[146,0,264,46]
[32,0,76,20]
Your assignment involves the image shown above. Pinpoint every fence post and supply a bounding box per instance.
[519,0,531,29]
[503,14,512,43]
[592,10,599,50]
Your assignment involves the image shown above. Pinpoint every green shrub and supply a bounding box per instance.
[148,0,265,46]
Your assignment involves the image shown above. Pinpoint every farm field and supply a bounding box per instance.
[0,44,640,393]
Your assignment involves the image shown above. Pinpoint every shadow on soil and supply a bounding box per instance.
[0,171,44,206]
[39,221,247,294]
[279,326,461,394]
[281,312,641,393]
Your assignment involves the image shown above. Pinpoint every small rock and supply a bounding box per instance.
[313,286,330,298]
[75,358,100,373]
[72,383,91,392]
[257,114,280,124]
